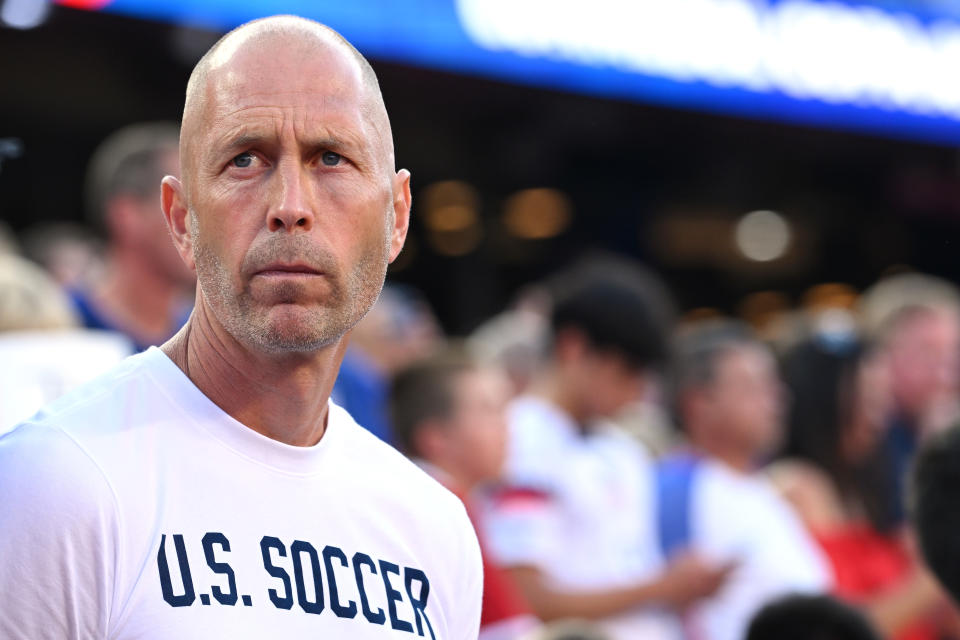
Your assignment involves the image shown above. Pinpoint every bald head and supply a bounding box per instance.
[180,16,392,191]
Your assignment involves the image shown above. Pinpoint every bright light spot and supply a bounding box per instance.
[502,188,572,239]
[421,181,483,256]
[734,210,791,262]
[1,0,49,29]
[426,205,477,233]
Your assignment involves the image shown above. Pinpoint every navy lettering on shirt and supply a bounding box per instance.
[156,532,436,636]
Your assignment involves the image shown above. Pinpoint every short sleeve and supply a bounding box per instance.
[0,423,120,639]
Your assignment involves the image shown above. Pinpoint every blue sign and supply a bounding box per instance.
[82,0,960,145]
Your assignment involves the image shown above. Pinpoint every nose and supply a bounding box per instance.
[267,160,314,233]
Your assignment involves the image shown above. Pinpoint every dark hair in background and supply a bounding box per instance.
[671,319,759,396]
[84,122,180,231]
[780,338,898,532]
[667,318,763,429]
[746,594,880,640]
[911,424,960,606]
[547,254,675,371]
[389,348,478,458]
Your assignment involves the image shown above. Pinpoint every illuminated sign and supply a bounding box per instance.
[61,0,960,144]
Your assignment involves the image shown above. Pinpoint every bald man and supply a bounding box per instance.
[0,16,482,640]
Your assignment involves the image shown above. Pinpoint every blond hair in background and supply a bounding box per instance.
[0,253,77,332]
[858,272,960,342]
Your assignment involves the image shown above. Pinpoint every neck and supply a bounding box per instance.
[423,459,472,494]
[534,367,591,427]
[161,301,345,447]
[689,429,755,474]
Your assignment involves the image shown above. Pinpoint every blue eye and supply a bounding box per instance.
[232,152,253,168]
[321,151,341,166]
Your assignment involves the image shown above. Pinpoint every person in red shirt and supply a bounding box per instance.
[773,337,954,640]
[390,348,541,639]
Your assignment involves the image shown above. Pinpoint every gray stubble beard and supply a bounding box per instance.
[189,208,391,355]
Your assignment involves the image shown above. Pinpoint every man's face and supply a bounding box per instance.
[886,308,960,418]
[703,345,784,457]
[180,39,407,353]
[580,350,646,419]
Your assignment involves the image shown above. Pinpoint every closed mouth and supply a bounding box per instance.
[255,263,322,276]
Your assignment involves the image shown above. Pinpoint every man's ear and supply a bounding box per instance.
[388,169,412,263]
[161,175,195,272]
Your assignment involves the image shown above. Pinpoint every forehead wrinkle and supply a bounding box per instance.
[210,105,373,157]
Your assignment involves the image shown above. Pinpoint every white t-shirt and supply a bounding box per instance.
[481,395,680,640]
[0,347,482,640]
[683,459,832,640]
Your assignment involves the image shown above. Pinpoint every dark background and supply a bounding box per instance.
[4,6,960,333]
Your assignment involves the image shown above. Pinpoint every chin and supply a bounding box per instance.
[253,323,342,353]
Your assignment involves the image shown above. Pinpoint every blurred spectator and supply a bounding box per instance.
[663,320,831,640]
[745,594,880,640]
[859,272,960,526]
[0,221,18,256]
[912,424,960,607]
[0,253,131,434]
[333,283,441,442]
[613,378,677,460]
[0,252,76,332]
[20,222,105,289]
[468,283,552,398]
[391,347,540,640]
[481,256,729,640]
[72,122,195,350]
[523,619,612,640]
[774,336,947,639]
[468,307,549,399]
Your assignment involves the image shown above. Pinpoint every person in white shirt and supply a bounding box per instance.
[0,15,482,639]
[663,320,832,640]
[482,258,731,640]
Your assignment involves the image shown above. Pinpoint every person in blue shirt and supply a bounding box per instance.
[71,123,195,350]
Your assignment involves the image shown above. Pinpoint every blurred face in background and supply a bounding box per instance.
[142,150,196,288]
[842,351,893,463]
[441,367,511,488]
[579,350,647,419]
[111,149,196,288]
[885,307,960,421]
[554,328,647,420]
[697,344,785,460]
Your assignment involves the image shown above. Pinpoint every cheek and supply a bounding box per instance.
[193,207,251,271]
[318,187,391,253]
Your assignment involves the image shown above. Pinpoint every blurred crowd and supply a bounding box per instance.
[4,122,960,640]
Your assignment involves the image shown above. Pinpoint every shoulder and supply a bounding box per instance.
[593,420,655,463]
[0,420,120,527]
[766,458,847,533]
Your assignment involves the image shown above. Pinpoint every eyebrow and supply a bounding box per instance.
[216,131,360,157]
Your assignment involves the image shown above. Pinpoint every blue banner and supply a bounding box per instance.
[78,0,960,145]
